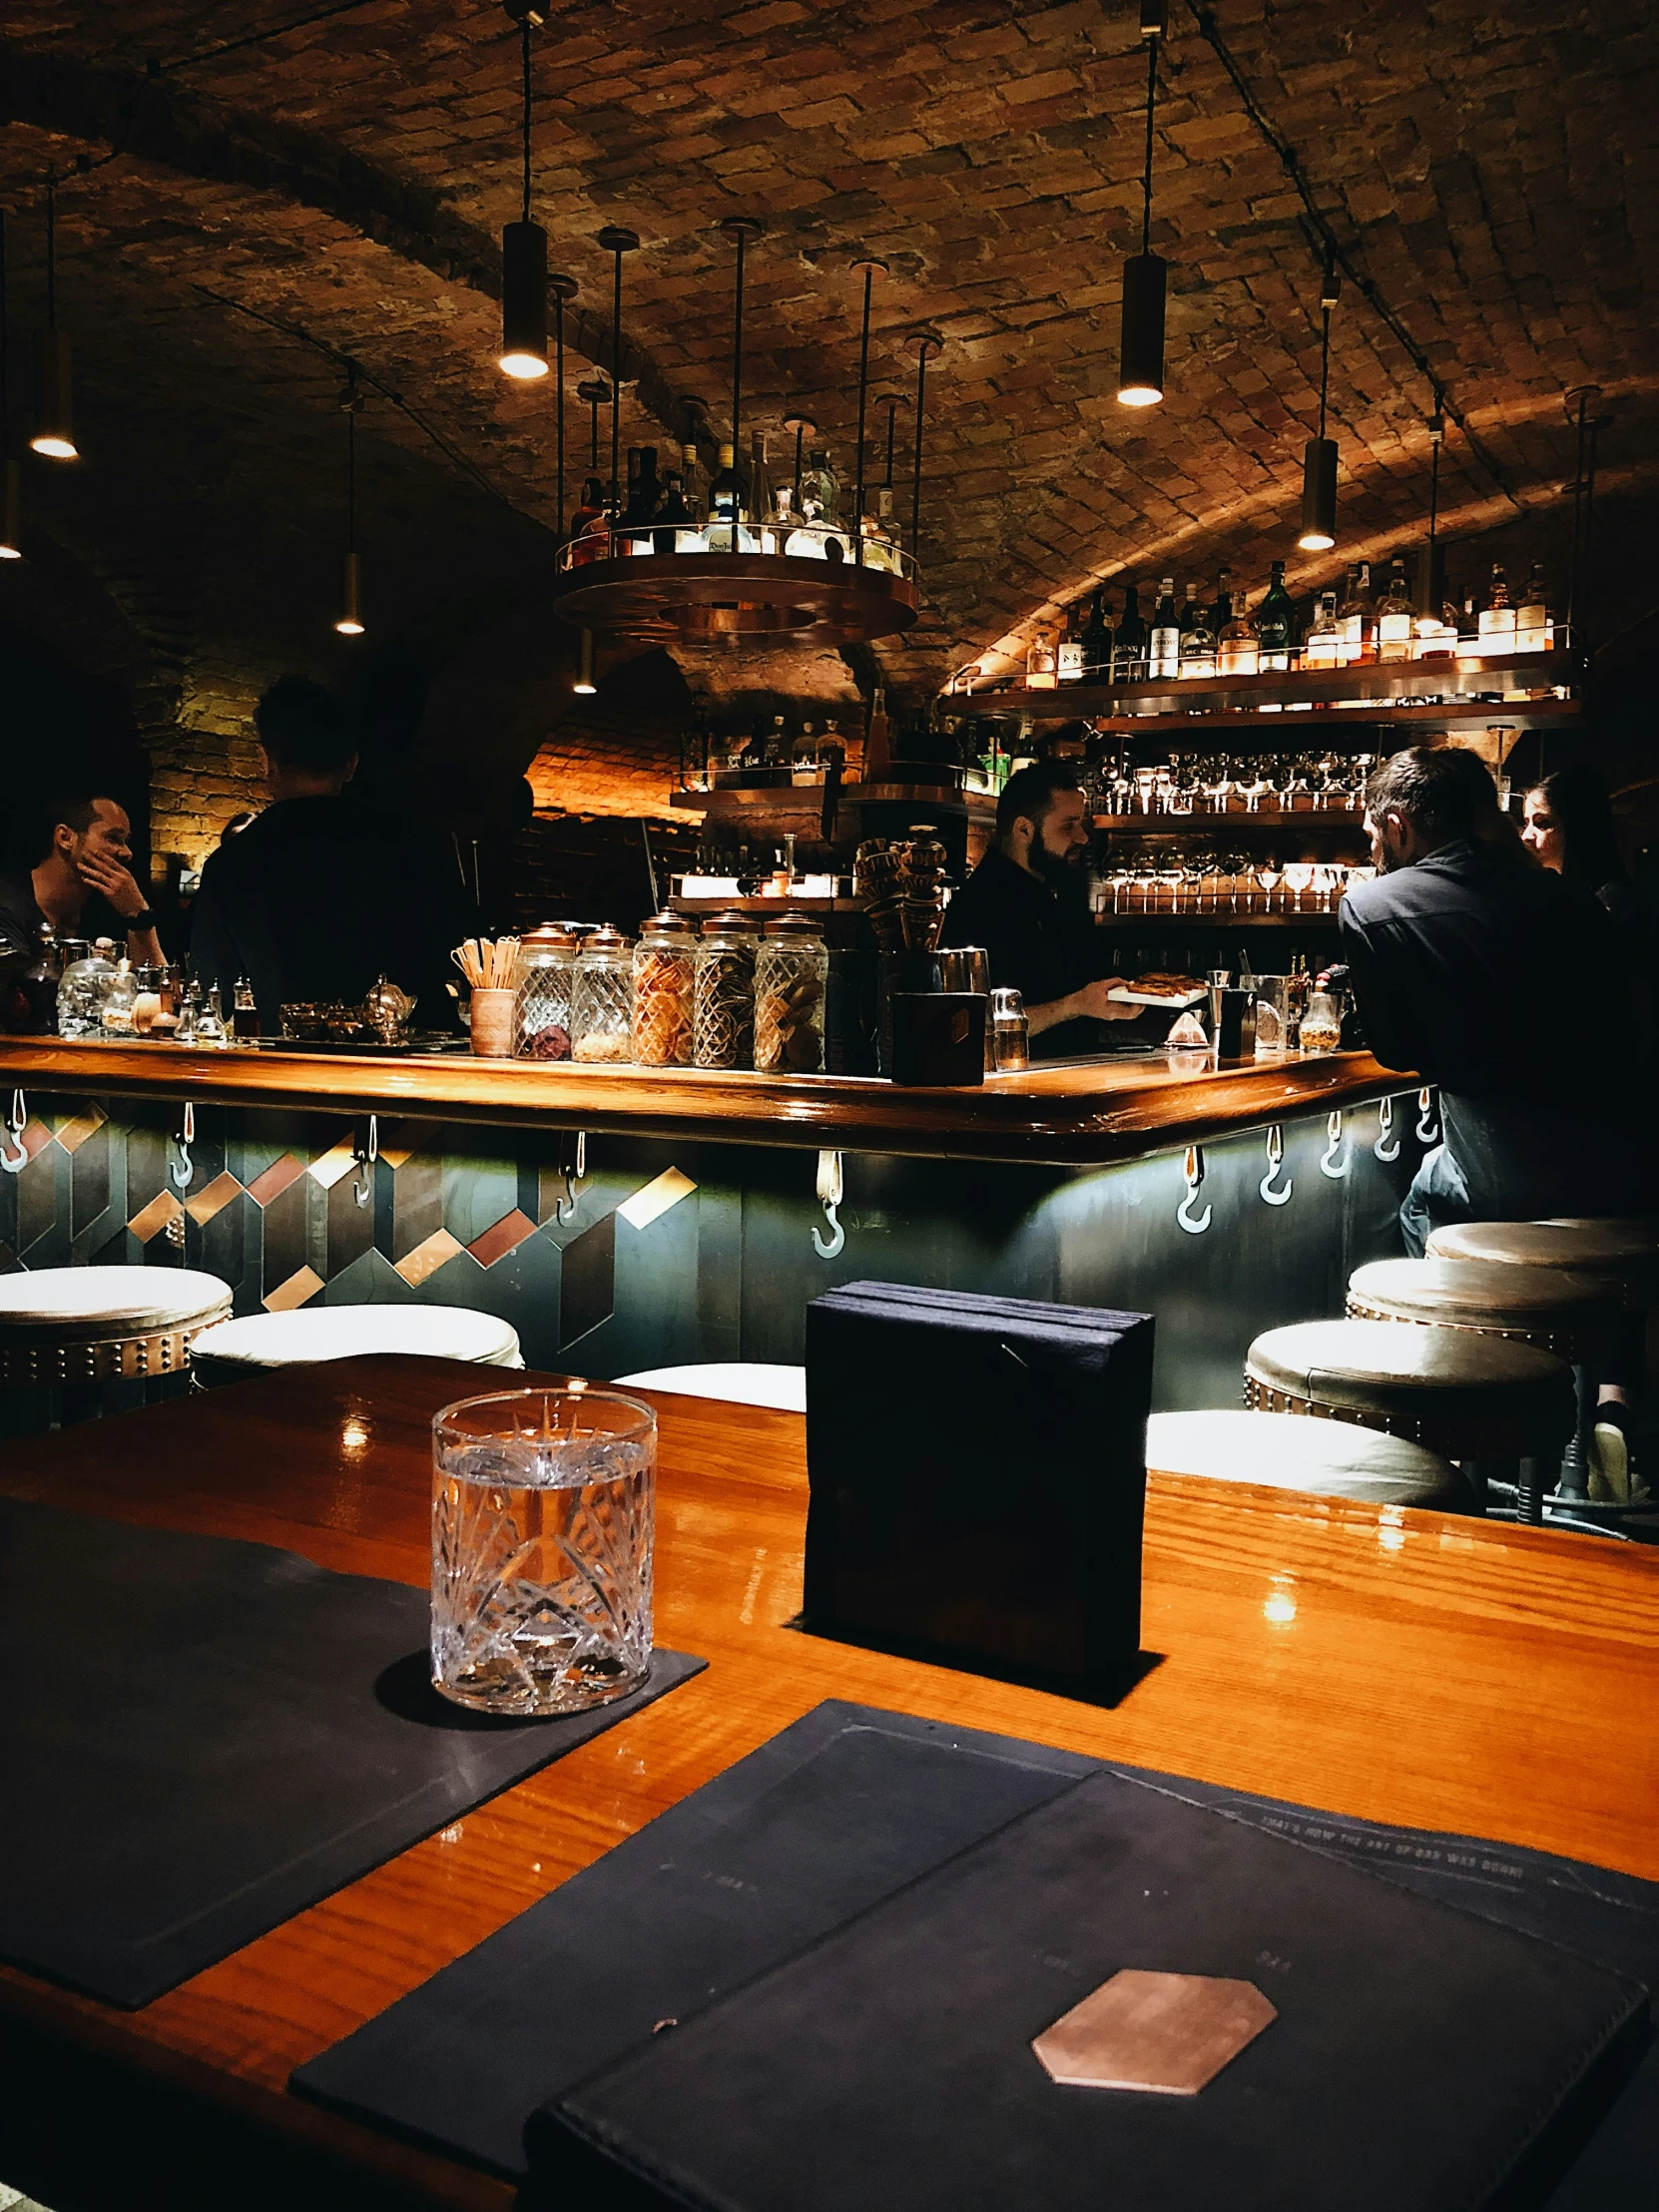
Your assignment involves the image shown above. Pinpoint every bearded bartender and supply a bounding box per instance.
[939,762,1139,1056]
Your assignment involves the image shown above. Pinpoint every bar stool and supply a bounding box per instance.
[1146,1409,1469,1511]
[1346,1257,1624,1524]
[0,1266,234,1430]
[1244,1320,1575,1521]
[189,1305,523,1388]
[612,1363,807,1412]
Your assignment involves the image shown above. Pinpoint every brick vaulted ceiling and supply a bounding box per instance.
[1,0,1656,710]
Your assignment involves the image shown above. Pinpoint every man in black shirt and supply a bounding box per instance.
[1340,746,1628,1254]
[940,762,1137,1057]
[0,792,166,967]
[191,677,463,1030]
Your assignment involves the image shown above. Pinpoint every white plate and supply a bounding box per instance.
[1107,986,1207,1009]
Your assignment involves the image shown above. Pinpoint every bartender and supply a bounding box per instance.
[940,762,1138,1057]
[190,676,465,1029]
[1340,746,1630,1253]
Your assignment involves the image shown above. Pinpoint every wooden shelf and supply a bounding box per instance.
[1090,810,1366,832]
[672,782,997,824]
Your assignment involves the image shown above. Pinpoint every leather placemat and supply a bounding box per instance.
[293,1700,1659,2207]
[0,1496,704,2007]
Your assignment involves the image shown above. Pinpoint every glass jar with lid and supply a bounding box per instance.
[99,958,140,1036]
[632,912,696,1067]
[693,910,759,1070]
[754,913,828,1074]
[570,926,635,1063]
[55,937,108,1038]
[513,926,580,1060]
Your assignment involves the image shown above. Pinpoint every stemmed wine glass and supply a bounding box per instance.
[1256,861,1282,914]
[1283,862,1315,914]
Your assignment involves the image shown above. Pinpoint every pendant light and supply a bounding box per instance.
[498,11,548,379]
[0,212,20,558]
[720,214,764,539]
[31,169,78,461]
[784,410,817,508]
[1117,1,1168,409]
[335,365,365,636]
[1297,255,1341,552]
[573,628,597,694]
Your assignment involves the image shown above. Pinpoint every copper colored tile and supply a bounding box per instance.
[128,1190,185,1244]
[263,1265,325,1313]
[247,1153,306,1207]
[54,1108,108,1155]
[1033,1970,1276,2095]
[19,1118,53,1164]
[393,1227,466,1288]
[307,1137,359,1191]
[186,1170,243,1226]
[467,1209,538,1268]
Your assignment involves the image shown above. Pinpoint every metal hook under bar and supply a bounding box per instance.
[1259,1124,1292,1206]
[0,1088,26,1174]
[1177,1142,1212,1235]
[812,1148,845,1260]
[1416,1086,1439,1144]
[170,1099,196,1191]
[1374,1094,1401,1162]
[1320,1108,1350,1181]
[353,1112,378,1209]
[555,1129,588,1226]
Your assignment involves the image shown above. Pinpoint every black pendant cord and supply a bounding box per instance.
[1140,41,1157,258]
[1316,303,1331,442]
[793,420,805,499]
[882,397,897,490]
[609,247,622,521]
[45,167,56,324]
[345,371,357,555]
[909,346,931,559]
[731,229,746,494]
[0,211,10,457]
[851,263,874,566]
[590,387,601,469]
[554,287,565,539]
[1426,410,1441,561]
[519,19,533,226]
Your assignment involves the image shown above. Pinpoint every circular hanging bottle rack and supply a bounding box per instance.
[550,523,919,645]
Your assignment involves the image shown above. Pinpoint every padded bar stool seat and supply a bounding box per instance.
[1424,1221,1659,1304]
[1347,1258,1623,1363]
[612,1363,807,1412]
[0,1266,233,1387]
[1146,1409,1468,1510]
[189,1305,522,1388]
[1244,1319,1575,1466]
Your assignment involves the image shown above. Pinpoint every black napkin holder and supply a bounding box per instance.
[804,1283,1154,1700]
[888,991,985,1086]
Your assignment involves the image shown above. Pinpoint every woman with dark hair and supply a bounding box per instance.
[1521,763,1632,916]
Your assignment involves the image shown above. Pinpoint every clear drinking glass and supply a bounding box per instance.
[431,1385,657,1717]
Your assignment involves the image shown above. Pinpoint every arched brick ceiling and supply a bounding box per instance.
[1,0,1655,702]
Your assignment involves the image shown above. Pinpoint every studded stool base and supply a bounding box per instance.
[0,1267,234,1404]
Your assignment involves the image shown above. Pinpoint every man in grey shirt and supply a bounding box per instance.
[0,793,165,968]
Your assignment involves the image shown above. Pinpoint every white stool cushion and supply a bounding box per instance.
[0,1267,233,1332]
[1146,1409,1467,1507]
[613,1363,807,1412]
[190,1305,523,1382]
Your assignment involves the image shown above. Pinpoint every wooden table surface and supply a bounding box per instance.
[4,1354,1657,2211]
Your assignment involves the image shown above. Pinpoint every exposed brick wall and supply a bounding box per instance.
[512,813,699,933]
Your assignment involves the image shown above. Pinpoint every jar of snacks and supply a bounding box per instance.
[754,913,828,1074]
[632,912,696,1067]
[514,926,579,1060]
[693,911,758,1070]
[570,926,634,1063]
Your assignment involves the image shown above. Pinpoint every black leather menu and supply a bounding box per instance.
[542,1767,1647,2212]
[804,1282,1154,1697]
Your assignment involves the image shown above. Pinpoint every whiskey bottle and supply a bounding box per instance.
[1477,564,1516,655]
[1377,557,1413,662]
[1179,581,1217,680]
[1081,586,1113,682]
[1027,629,1058,689]
[749,430,775,552]
[1255,560,1296,669]
[679,437,706,522]
[1303,591,1342,668]
[1148,578,1180,679]
[1207,566,1234,639]
[1338,561,1378,665]
[1057,602,1085,684]
[863,686,891,782]
[1113,583,1148,681]
[708,442,741,551]
[1516,560,1549,653]
[1218,588,1260,676]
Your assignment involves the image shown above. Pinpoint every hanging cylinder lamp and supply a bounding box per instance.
[1117,2,1168,408]
[1296,255,1342,553]
[573,628,597,694]
[334,368,366,636]
[31,171,77,460]
[498,11,549,379]
[0,212,20,556]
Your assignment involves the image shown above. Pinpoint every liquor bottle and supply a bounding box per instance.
[1303,591,1342,668]
[764,713,789,770]
[1516,560,1549,653]
[749,430,775,552]
[1338,561,1378,664]
[679,437,706,522]
[708,442,741,550]
[1255,560,1297,669]
[1208,567,1234,639]
[1148,577,1181,679]
[1081,587,1113,682]
[1057,602,1085,684]
[655,469,701,555]
[1026,629,1058,689]
[1377,557,1413,662]
[232,975,260,1042]
[1218,588,1260,676]
[1179,581,1217,679]
[1477,564,1516,657]
[570,474,609,563]
[1113,582,1148,681]
[863,686,890,782]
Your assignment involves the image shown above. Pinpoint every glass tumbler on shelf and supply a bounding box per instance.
[431,1385,657,1717]
[754,912,829,1074]
[693,911,759,1070]
[632,912,697,1067]
[514,926,579,1060]
[570,926,635,1064]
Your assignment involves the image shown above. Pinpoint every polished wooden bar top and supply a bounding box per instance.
[2,1356,1655,2210]
[0,1035,1401,1165]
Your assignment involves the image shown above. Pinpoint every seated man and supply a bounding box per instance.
[191,676,465,1030]
[0,792,166,968]
[940,762,1137,1058]
[1340,746,1633,1255]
